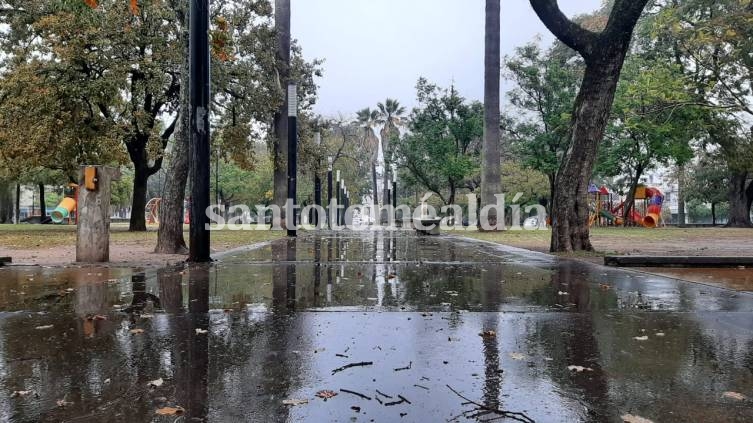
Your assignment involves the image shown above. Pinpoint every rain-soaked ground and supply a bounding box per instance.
[1,230,753,422]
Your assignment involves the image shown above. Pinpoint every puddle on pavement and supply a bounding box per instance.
[0,231,752,422]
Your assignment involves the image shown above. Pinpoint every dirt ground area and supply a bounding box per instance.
[0,224,282,267]
[465,227,753,257]
[465,227,753,291]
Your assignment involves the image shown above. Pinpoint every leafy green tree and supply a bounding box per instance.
[530,0,650,252]
[0,0,320,233]
[647,0,753,226]
[394,79,482,205]
[685,151,728,225]
[597,58,698,223]
[504,41,581,208]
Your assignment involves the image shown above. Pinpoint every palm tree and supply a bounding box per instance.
[376,99,406,204]
[481,0,503,229]
[357,108,381,205]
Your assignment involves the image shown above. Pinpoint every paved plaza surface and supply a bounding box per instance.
[0,230,752,422]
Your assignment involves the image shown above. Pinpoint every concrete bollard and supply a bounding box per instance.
[76,166,121,263]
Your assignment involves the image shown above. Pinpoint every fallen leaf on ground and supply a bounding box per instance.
[140,314,154,319]
[633,336,649,341]
[723,391,746,401]
[56,399,73,407]
[599,284,612,290]
[654,333,665,337]
[195,328,208,335]
[282,399,309,406]
[147,378,164,388]
[621,414,654,423]
[35,325,53,330]
[315,390,338,400]
[155,406,184,416]
[567,365,593,372]
[479,330,496,338]
[130,329,145,335]
[509,353,526,361]
[11,390,33,397]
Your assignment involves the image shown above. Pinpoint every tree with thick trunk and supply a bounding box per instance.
[481,0,503,228]
[38,182,46,218]
[726,171,752,227]
[529,0,649,252]
[272,0,291,223]
[677,165,686,227]
[0,181,12,223]
[155,1,190,254]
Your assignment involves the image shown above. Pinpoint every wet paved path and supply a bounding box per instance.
[1,231,753,422]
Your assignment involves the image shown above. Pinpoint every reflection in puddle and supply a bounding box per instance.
[0,231,752,422]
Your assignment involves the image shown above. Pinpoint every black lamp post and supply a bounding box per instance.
[287,83,298,237]
[392,165,398,222]
[188,0,211,263]
[313,132,322,228]
[327,157,333,229]
[335,170,341,227]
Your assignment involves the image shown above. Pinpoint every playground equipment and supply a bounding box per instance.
[146,198,161,224]
[641,187,665,228]
[51,184,79,224]
[145,198,190,225]
[589,184,665,228]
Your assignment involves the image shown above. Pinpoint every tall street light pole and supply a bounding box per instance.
[335,170,341,228]
[392,165,398,223]
[327,157,333,230]
[188,0,211,263]
[287,83,298,237]
[314,132,322,229]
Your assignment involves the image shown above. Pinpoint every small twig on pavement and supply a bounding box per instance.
[340,389,372,401]
[331,361,373,375]
[394,361,412,372]
[413,384,430,391]
[445,385,535,423]
[376,389,393,399]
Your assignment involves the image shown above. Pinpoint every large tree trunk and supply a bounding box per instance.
[623,166,643,226]
[15,183,20,224]
[0,181,12,223]
[481,0,503,228]
[726,171,752,228]
[38,182,46,218]
[156,2,190,254]
[130,164,149,231]
[530,0,649,252]
[552,64,624,250]
[711,202,717,226]
[272,0,291,224]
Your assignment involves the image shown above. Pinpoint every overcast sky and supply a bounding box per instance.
[292,0,603,117]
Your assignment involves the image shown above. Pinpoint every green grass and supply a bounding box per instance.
[0,223,283,251]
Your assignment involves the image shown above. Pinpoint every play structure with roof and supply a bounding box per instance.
[588,184,665,228]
